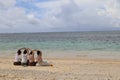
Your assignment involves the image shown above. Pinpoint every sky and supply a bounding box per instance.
[0,0,120,33]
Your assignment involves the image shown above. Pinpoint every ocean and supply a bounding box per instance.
[0,31,120,58]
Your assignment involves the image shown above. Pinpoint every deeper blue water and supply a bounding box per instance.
[0,31,120,54]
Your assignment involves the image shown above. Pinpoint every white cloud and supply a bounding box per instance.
[0,0,120,33]
[0,0,16,9]
[105,0,120,18]
[36,0,120,29]
[98,0,120,27]
[0,0,45,33]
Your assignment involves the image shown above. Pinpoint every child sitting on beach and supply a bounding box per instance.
[28,51,36,66]
[36,50,43,63]
[21,49,28,66]
[36,50,53,66]
[13,49,22,65]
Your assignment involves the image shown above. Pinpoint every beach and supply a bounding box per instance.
[1,56,120,80]
[0,0,120,79]
[0,32,120,80]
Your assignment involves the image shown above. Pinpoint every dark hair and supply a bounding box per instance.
[17,50,21,55]
[23,49,27,54]
[37,51,42,56]
[29,51,33,55]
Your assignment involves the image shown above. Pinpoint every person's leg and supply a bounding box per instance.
[13,62,21,65]
[21,63,28,66]
[28,62,36,66]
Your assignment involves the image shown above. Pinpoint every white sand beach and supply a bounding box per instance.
[0,56,120,80]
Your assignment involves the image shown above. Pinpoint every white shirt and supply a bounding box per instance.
[21,54,28,63]
[14,53,21,62]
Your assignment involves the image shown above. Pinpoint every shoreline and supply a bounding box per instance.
[1,50,120,60]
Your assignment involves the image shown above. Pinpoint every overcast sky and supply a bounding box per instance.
[0,0,120,33]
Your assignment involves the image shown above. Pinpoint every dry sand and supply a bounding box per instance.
[0,57,120,80]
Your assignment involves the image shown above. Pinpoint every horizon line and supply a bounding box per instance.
[0,30,120,34]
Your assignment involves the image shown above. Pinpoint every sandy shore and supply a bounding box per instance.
[0,57,120,80]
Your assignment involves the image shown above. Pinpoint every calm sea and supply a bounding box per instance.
[0,31,120,58]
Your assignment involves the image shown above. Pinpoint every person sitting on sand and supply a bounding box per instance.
[21,49,28,66]
[36,50,43,63]
[13,49,22,65]
[35,50,53,66]
[28,51,36,66]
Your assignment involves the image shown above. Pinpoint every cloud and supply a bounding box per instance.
[36,0,120,30]
[98,0,120,27]
[0,0,120,33]
[0,0,16,9]
[0,0,44,33]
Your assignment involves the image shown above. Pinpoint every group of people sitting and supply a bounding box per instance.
[13,48,53,66]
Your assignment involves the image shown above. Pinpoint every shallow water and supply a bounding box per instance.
[0,31,120,58]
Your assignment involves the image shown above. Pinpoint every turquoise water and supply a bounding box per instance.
[0,31,120,57]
